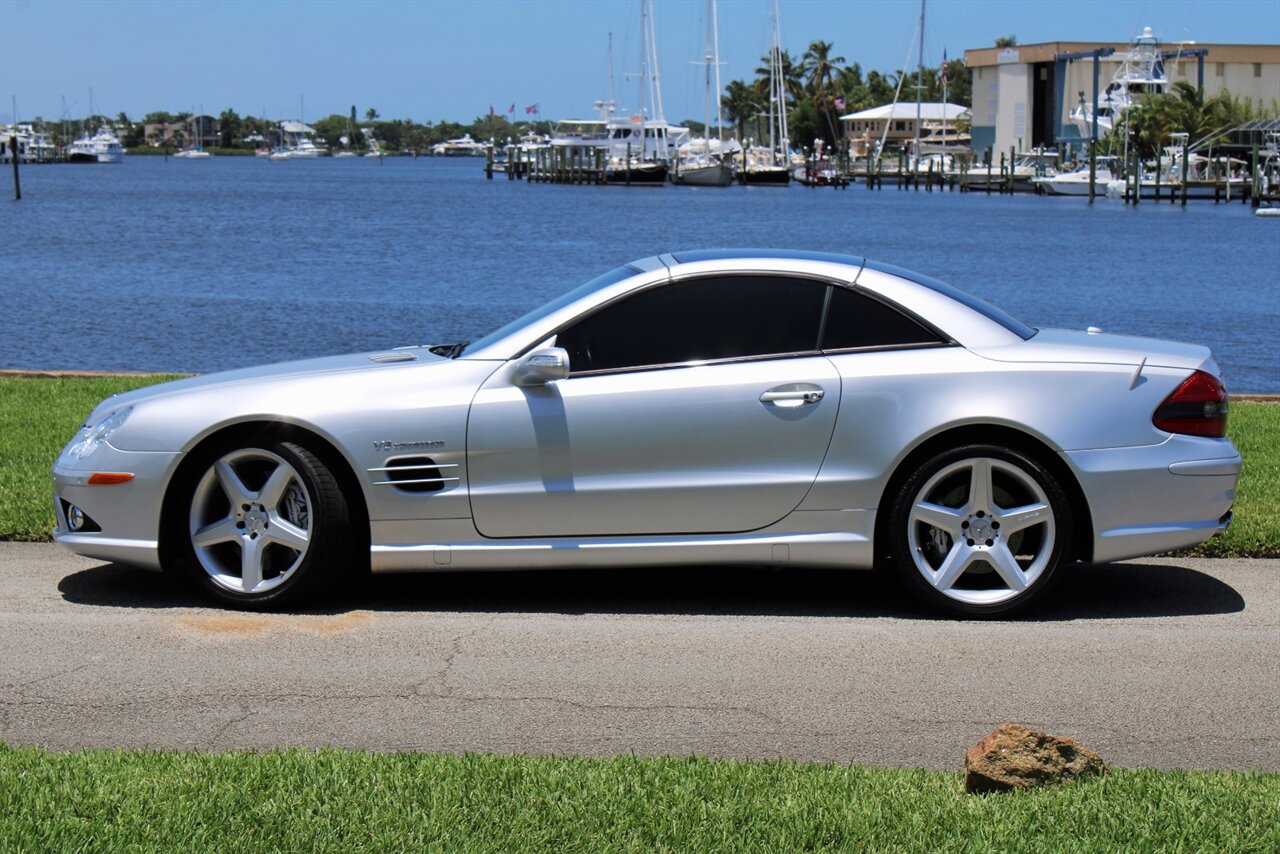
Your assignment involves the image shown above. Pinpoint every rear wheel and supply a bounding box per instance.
[887,445,1072,617]
[180,439,351,608]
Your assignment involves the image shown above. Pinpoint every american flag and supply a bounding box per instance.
[834,96,846,111]
[940,48,948,86]
[525,104,539,115]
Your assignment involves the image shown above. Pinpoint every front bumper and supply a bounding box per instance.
[51,445,182,571]
[1065,434,1241,564]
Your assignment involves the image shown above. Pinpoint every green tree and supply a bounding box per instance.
[994,35,1017,48]
[218,108,242,148]
[721,79,761,141]
[802,40,846,143]
[365,107,380,122]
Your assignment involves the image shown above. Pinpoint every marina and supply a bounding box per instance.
[1,155,1276,392]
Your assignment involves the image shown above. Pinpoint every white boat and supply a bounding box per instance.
[67,127,124,163]
[1033,160,1116,195]
[962,151,1058,190]
[0,124,57,163]
[671,0,734,187]
[431,134,487,156]
[1070,27,1167,139]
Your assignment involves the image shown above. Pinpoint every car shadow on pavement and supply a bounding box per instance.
[58,559,1244,621]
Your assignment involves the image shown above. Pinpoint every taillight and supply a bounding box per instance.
[1153,370,1228,438]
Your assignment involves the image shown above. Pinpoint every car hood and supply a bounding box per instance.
[971,328,1216,373]
[86,347,455,421]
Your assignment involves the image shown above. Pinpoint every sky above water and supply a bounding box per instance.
[2,0,1277,125]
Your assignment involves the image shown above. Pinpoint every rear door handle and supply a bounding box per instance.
[760,387,825,406]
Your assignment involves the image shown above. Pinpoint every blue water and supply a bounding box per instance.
[3,156,1277,391]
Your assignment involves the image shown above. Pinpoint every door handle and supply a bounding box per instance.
[760,388,825,405]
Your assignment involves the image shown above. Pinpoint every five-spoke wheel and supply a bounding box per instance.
[888,445,1071,617]
[179,439,351,607]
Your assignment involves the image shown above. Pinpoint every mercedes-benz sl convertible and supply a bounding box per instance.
[53,250,1240,616]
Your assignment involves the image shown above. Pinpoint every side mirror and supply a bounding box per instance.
[513,347,570,387]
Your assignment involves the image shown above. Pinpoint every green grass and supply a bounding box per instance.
[0,746,1275,852]
[1,376,1277,555]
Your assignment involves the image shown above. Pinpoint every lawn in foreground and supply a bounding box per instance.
[1,747,1276,852]
[1,376,1277,556]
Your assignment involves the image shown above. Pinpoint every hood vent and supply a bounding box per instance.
[368,456,459,493]
[368,352,417,363]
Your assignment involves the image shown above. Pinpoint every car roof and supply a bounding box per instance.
[666,248,866,269]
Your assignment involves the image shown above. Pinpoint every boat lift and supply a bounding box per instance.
[1053,45,1209,145]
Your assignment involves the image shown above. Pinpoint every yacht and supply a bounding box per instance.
[0,124,57,163]
[431,134,488,156]
[962,151,1058,191]
[738,0,791,186]
[1070,27,1168,139]
[671,0,735,187]
[67,127,124,163]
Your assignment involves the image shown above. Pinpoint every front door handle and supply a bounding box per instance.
[760,387,825,406]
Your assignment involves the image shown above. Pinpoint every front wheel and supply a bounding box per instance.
[179,439,352,608]
[887,445,1072,617]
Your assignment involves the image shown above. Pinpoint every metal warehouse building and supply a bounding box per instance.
[964,38,1280,160]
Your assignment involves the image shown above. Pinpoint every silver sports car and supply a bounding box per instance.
[53,250,1240,616]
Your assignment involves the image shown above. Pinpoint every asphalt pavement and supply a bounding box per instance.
[2,542,1276,770]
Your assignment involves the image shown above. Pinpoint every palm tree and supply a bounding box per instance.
[755,48,805,106]
[802,40,846,143]
[364,107,380,123]
[721,79,761,142]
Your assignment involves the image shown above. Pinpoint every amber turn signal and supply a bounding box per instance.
[87,472,135,486]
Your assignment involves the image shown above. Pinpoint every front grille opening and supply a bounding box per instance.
[384,456,446,493]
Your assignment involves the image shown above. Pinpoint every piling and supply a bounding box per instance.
[9,135,20,201]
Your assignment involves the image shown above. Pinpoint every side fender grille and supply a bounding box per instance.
[368,456,460,493]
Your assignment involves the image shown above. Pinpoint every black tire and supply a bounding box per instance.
[175,437,353,609]
[886,444,1072,618]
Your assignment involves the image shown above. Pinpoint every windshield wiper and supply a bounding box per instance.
[427,341,469,359]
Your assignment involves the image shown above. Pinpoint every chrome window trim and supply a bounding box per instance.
[563,349,826,380]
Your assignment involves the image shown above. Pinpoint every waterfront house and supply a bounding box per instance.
[838,102,970,158]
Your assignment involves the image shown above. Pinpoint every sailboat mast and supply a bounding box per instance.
[703,0,712,146]
[914,0,924,158]
[638,0,650,158]
[712,0,723,143]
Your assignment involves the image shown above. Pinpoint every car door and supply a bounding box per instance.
[465,274,842,538]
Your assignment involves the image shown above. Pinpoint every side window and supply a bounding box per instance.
[558,275,827,374]
[821,287,945,350]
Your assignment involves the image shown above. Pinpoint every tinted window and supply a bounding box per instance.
[821,287,945,350]
[862,259,1037,340]
[558,276,826,373]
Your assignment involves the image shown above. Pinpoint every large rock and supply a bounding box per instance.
[964,723,1106,793]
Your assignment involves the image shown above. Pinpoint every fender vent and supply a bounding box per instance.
[368,456,460,493]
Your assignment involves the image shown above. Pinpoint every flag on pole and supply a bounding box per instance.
[834,96,846,111]
[525,103,539,115]
[508,103,515,114]
[940,48,948,86]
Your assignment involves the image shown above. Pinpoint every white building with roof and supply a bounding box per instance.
[839,103,969,157]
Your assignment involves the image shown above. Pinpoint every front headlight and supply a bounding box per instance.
[65,407,133,460]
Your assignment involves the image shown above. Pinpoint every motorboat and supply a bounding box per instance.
[431,134,488,156]
[1070,27,1168,139]
[1032,161,1115,195]
[67,127,124,163]
[962,151,1057,191]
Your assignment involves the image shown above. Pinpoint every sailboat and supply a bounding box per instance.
[671,0,735,186]
[739,0,790,185]
[605,0,681,185]
[173,109,213,158]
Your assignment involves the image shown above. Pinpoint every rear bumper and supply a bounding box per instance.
[1064,435,1240,564]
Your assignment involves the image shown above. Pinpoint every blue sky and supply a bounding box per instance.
[2,0,1277,125]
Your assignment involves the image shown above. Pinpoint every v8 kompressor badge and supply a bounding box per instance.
[374,439,445,451]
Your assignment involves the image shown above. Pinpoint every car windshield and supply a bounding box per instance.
[458,263,643,357]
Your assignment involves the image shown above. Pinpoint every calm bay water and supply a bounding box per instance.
[2,155,1277,391]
